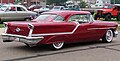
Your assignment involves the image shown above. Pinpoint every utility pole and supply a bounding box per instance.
[8,0,9,3]
[1,0,2,4]
[36,0,37,5]
[114,0,116,4]
[45,0,46,7]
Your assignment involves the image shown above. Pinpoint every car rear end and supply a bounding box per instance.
[2,22,43,47]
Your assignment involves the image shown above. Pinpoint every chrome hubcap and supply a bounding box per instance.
[106,30,113,42]
[53,42,64,49]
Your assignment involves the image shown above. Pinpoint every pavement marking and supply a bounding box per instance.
[3,43,120,61]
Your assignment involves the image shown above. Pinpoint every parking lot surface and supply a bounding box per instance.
[0,30,120,61]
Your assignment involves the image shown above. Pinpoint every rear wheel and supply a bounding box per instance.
[0,19,3,24]
[117,14,120,21]
[105,14,111,21]
[94,14,99,20]
[50,42,64,50]
[102,30,113,43]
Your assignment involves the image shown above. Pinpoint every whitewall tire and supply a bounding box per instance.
[51,42,64,50]
[102,30,113,43]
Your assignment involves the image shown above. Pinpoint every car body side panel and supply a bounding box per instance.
[32,22,76,35]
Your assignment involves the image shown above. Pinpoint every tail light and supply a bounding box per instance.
[3,22,8,28]
[3,22,8,33]
[28,24,34,29]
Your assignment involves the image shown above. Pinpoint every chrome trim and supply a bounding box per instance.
[114,30,118,37]
[28,23,34,37]
[2,33,43,39]
[2,33,44,45]
[3,22,8,33]
[32,24,80,36]
[87,27,116,30]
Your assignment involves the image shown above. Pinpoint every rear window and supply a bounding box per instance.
[103,5,112,9]
[35,14,57,21]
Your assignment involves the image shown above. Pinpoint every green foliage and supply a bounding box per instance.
[111,0,120,4]
[78,0,88,8]
[0,24,3,28]
[47,0,67,5]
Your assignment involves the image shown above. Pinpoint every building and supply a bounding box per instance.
[21,0,46,6]
[111,0,120,4]
[91,0,110,8]
[84,0,111,8]
[0,0,14,4]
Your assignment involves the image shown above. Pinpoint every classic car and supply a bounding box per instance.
[0,5,37,23]
[33,7,50,14]
[51,6,65,11]
[28,5,42,11]
[2,11,118,50]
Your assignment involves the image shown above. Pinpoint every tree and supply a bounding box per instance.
[78,0,88,8]
[47,0,67,5]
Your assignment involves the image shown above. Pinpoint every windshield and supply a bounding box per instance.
[35,14,57,21]
[0,6,8,11]
[103,5,112,9]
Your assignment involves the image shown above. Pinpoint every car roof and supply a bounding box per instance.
[114,4,120,6]
[43,11,91,20]
[43,11,90,16]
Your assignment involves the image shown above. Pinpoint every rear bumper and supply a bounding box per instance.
[2,33,44,45]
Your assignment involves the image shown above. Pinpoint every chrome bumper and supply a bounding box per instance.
[114,30,118,37]
[2,33,44,45]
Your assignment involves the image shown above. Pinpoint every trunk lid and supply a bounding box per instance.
[6,21,37,36]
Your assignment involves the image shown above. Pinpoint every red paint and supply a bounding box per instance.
[6,11,118,45]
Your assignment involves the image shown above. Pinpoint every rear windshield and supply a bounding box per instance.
[103,5,112,9]
[35,14,57,21]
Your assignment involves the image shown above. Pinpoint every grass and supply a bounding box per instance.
[0,24,4,28]
[100,18,120,24]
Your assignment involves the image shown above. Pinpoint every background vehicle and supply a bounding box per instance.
[28,5,42,11]
[65,5,80,11]
[94,4,120,21]
[33,7,50,14]
[51,6,65,11]
[0,5,37,23]
[2,11,118,50]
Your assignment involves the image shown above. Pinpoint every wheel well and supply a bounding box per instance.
[45,35,67,44]
[109,28,115,37]
[117,12,120,15]
[105,13,111,16]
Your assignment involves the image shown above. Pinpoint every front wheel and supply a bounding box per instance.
[94,14,99,20]
[117,14,120,21]
[50,42,64,50]
[102,30,113,43]
[105,14,111,21]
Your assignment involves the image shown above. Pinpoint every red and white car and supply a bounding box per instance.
[2,11,118,49]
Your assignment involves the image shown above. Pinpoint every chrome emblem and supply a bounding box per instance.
[15,28,20,32]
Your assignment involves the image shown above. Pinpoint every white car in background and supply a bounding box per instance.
[0,5,37,23]
[51,6,65,11]
[34,7,50,14]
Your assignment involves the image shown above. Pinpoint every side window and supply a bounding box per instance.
[79,15,90,22]
[68,15,80,22]
[68,14,90,23]
[17,7,25,11]
[90,15,95,22]
[54,16,64,21]
[7,7,16,11]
